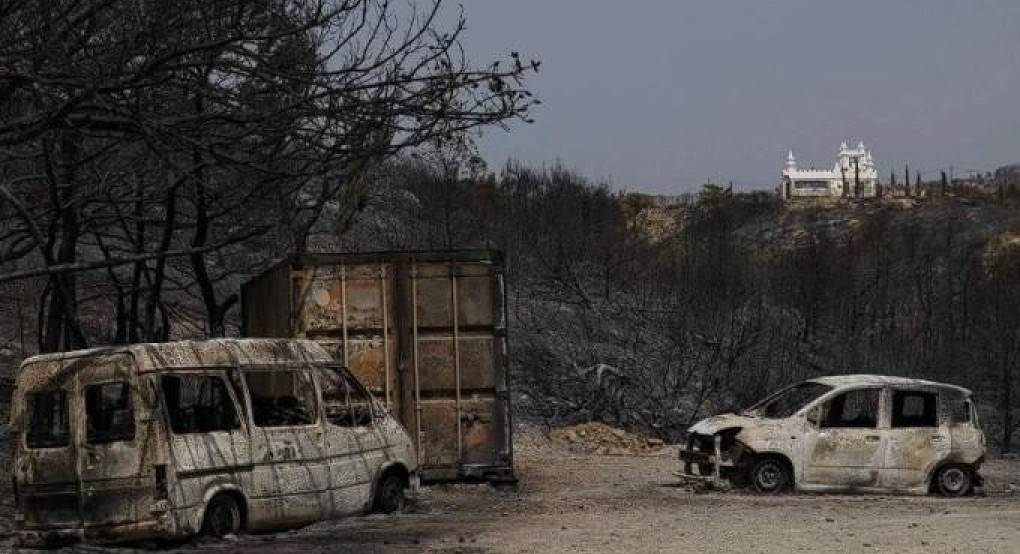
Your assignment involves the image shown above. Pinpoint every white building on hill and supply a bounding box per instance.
[781,141,878,199]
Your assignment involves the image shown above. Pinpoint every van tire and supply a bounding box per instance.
[202,493,242,538]
[934,464,972,497]
[374,473,406,514]
[750,456,791,494]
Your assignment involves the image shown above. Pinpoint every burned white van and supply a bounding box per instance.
[678,375,985,496]
[10,339,417,546]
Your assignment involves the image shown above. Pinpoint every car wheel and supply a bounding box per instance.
[934,464,972,497]
[202,494,242,538]
[374,473,406,514]
[750,457,791,494]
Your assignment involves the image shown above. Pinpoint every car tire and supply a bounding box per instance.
[750,456,791,494]
[374,473,406,514]
[202,494,242,538]
[934,464,972,497]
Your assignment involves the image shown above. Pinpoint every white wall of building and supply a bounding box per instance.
[781,141,879,199]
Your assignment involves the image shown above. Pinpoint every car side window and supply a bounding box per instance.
[245,369,318,427]
[85,382,136,444]
[820,388,880,429]
[161,374,241,434]
[320,368,375,428]
[891,390,938,428]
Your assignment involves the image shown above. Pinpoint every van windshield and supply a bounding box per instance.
[741,382,833,419]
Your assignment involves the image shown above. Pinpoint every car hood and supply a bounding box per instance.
[687,413,759,435]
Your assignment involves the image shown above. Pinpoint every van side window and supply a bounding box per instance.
[161,375,240,433]
[25,390,70,448]
[85,382,136,444]
[892,390,938,428]
[320,368,375,427]
[245,370,317,427]
[820,388,879,429]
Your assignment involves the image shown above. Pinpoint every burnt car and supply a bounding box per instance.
[677,375,985,496]
[10,339,418,546]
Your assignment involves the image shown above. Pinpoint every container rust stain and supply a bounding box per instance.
[242,250,514,484]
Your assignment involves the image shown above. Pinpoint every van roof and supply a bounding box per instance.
[808,374,971,395]
[17,338,334,377]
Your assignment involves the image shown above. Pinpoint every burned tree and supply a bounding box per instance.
[0,0,538,347]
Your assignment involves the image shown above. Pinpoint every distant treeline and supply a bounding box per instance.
[3,154,1020,452]
[338,160,1020,451]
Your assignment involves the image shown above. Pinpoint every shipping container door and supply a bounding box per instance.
[410,261,502,475]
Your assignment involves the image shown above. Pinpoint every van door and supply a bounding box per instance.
[880,389,946,489]
[76,353,156,530]
[803,387,884,489]
[242,367,328,525]
[318,366,387,515]
[16,366,79,530]
[159,370,250,524]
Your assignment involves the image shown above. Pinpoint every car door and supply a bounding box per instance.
[77,353,157,530]
[243,367,329,525]
[880,388,947,490]
[317,366,388,516]
[15,368,79,531]
[802,387,885,489]
[159,370,251,513]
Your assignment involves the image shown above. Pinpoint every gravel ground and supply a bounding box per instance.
[2,426,1020,554]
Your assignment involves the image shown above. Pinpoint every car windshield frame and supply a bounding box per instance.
[740,382,834,419]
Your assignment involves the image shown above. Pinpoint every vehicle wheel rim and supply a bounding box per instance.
[757,463,781,490]
[941,468,966,493]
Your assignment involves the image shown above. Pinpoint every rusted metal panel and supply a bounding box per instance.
[242,250,514,483]
[241,263,292,338]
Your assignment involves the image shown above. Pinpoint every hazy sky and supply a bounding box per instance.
[454,1,1020,194]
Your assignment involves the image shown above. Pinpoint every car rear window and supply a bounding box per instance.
[948,397,971,424]
[25,390,70,448]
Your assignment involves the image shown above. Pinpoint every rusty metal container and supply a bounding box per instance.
[241,250,513,483]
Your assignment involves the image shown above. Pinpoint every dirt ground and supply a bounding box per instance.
[3,425,1020,554]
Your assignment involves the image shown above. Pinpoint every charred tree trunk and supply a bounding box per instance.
[129,177,145,342]
[39,130,87,352]
[188,92,236,338]
[1001,349,1014,453]
[854,157,861,198]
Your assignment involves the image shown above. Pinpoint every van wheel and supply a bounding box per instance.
[934,464,972,497]
[202,494,242,538]
[750,457,791,494]
[374,473,406,514]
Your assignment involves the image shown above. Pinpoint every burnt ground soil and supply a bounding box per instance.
[2,426,1020,554]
